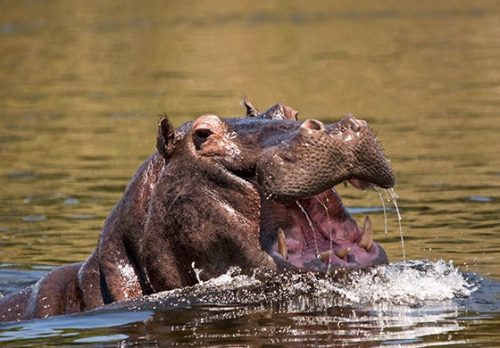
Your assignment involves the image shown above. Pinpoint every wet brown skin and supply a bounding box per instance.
[0,101,394,322]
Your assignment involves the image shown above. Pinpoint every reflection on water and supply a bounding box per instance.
[0,0,499,346]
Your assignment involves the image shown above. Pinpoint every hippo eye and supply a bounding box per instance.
[193,128,213,149]
[194,128,212,139]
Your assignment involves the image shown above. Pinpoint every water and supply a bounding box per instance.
[375,189,389,236]
[296,200,320,256]
[389,188,406,261]
[0,262,491,347]
[1,0,499,346]
[315,196,334,271]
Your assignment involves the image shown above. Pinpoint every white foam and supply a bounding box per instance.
[327,260,478,306]
[196,266,261,289]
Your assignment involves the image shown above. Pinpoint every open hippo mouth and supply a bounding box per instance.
[261,184,389,272]
[255,114,395,272]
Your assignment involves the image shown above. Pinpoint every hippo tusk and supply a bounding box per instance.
[318,250,332,263]
[277,228,288,260]
[358,216,374,251]
[335,247,351,259]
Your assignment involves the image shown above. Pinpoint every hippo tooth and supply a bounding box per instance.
[277,228,288,260]
[335,247,351,259]
[318,250,332,263]
[358,216,374,251]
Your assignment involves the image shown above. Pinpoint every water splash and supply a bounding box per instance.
[152,260,479,309]
[296,200,319,257]
[191,262,203,284]
[0,261,484,347]
[191,266,261,289]
[161,261,480,347]
[332,260,478,305]
[389,188,406,261]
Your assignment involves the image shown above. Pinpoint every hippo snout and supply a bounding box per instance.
[343,115,367,133]
[257,115,395,201]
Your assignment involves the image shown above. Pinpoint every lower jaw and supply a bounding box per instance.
[271,241,388,272]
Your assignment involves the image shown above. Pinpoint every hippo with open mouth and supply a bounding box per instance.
[0,100,394,321]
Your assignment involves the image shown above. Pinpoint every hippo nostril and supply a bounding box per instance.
[349,119,361,132]
[301,119,325,131]
[348,118,367,133]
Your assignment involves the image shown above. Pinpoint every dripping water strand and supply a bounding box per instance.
[388,188,406,261]
[296,201,319,258]
[375,188,389,235]
[315,196,332,272]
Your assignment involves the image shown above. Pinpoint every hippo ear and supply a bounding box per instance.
[281,104,299,120]
[157,116,175,159]
[241,97,259,117]
[259,104,299,120]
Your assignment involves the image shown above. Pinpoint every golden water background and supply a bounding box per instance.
[0,1,499,280]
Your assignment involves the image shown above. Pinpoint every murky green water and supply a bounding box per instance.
[0,1,499,346]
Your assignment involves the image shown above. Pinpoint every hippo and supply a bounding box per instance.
[0,100,395,322]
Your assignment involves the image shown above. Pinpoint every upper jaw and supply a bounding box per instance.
[256,116,395,203]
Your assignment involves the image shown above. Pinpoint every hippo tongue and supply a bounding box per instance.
[290,189,358,247]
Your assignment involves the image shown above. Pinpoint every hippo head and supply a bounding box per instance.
[153,102,395,281]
